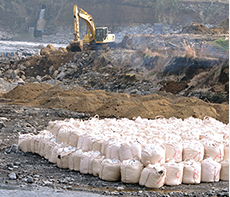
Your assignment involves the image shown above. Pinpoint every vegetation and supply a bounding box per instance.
[213,37,229,51]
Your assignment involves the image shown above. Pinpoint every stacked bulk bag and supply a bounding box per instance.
[72,149,84,171]
[182,160,201,184]
[91,136,104,152]
[57,126,74,145]
[99,159,121,181]
[57,146,75,169]
[38,130,54,157]
[163,161,183,186]
[67,130,80,148]
[164,138,182,163]
[18,134,33,152]
[201,158,221,182]
[183,141,204,162]
[119,143,133,161]
[49,143,63,164]
[77,133,93,152]
[120,159,143,183]
[130,141,142,161]
[92,155,105,177]
[44,138,56,160]
[80,151,101,174]
[139,163,166,188]
[48,120,70,138]
[141,143,165,166]
[119,141,142,161]
[30,135,41,154]
[17,116,230,188]
[106,142,120,160]
[68,150,77,170]
[202,140,224,162]
[220,160,229,181]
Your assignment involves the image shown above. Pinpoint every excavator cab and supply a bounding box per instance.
[95,28,108,42]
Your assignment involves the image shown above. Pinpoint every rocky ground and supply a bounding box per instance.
[0,21,229,196]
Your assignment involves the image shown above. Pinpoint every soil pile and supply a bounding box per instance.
[1,83,228,124]
[180,22,214,34]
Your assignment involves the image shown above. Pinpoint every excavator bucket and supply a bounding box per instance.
[68,40,84,52]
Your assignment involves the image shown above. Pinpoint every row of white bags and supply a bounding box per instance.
[18,130,229,166]
[18,133,229,188]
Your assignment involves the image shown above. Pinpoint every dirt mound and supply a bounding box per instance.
[3,83,53,101]
[1,83,228,124]
[181,22,214,34]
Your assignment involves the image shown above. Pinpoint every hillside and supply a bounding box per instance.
[0,0,228,35]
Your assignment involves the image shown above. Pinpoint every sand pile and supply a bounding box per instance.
[1,83,228,124]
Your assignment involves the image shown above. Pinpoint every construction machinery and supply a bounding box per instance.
[68,5,115,52]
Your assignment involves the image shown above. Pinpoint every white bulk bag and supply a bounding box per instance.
[139,164,166,188]
[80,152,92,174]
[119,143,133,161]
[49,144,62,164]
[81,135,94,152]
[47,120,69,137]
[164,141,182,163]
[106,143,120,160]
[220,160,229,181]
[202,140,224,162]
[44,139,56,160]
[68,150,78,171]
[130,142,142,161]
[92,156,105,177]
[80,151,101,174]
[183,141,204,162]
[99,159,121,181]
[163,161,183,186]
[120,159,143,184]
[56,126,72,145]
[101,139,116,156]
[182,160,201,184]
[201,158,221,182]
[18,134,33,152]
[34,135,43,154]
[38,137,49,157]
[77,134,93,152]
[67,130,80,148]
[38,131,53,157]
[57,147,72,169]
[141,143,165,166]
[73,149,84,171]
[91,137,103,152]
[119,142,142,162]
[101,139,109,156]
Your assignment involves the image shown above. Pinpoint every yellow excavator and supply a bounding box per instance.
[68,5,115,52]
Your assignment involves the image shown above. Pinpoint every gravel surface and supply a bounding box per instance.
[0,103,229,197]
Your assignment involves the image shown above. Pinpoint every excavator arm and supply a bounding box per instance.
[78,8,96,43]
[73,5,80,41]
